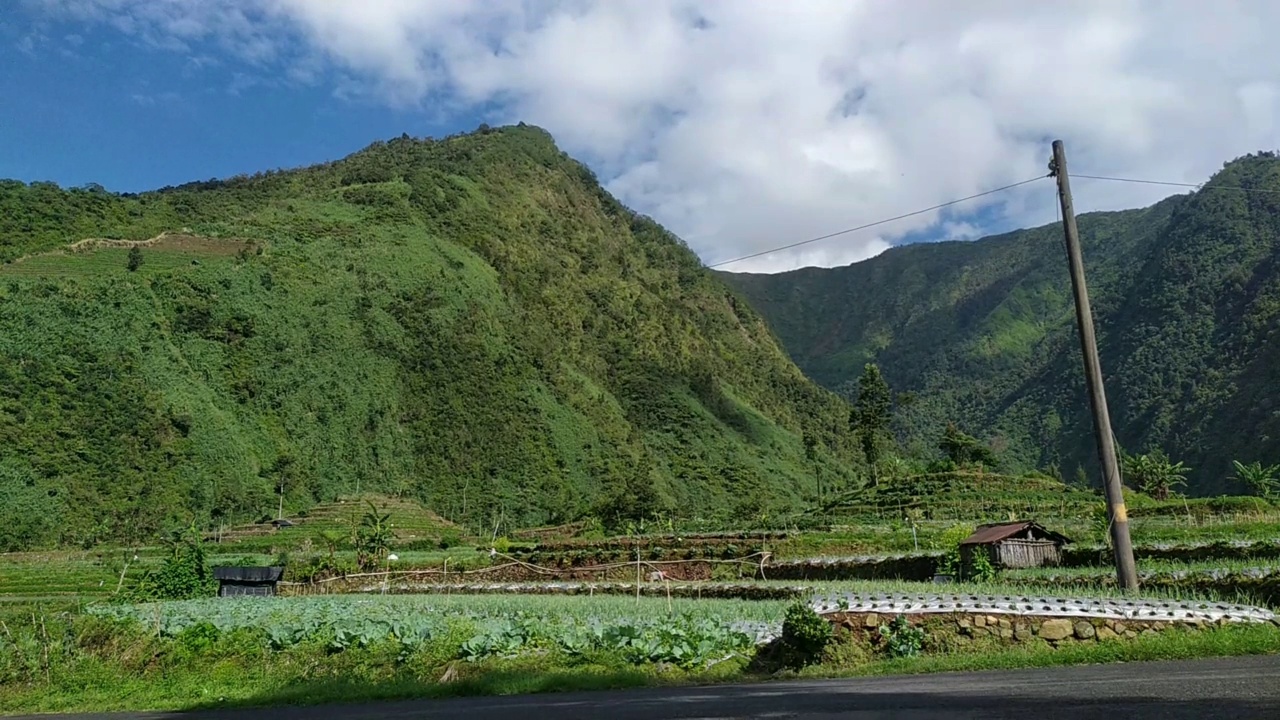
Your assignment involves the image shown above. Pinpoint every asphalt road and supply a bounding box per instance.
[17,655,1280,720]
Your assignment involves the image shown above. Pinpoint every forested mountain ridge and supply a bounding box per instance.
[721,152,1280,496]
[0,123,862,551]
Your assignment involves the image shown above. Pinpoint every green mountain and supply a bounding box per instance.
[720,152,1280,496]
[0,124,861,551]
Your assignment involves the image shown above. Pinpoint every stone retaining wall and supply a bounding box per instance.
[824,610,1277,648]
[808,591,1278,623]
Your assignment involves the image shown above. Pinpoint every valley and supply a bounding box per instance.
[721,152,1280,497]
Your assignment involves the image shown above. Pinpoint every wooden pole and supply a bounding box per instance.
[1050,139,1139,591]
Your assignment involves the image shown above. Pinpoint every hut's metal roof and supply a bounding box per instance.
[959,521,1071,546]
[213,566,285,583]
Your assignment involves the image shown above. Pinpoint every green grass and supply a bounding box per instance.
[0,649,743,715]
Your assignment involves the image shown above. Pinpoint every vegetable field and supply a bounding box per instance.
[88,595,785,668]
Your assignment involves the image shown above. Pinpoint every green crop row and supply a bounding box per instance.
[760,539,1280,584]
[323,581,807,601]
[82,595,784,670]
[509,531,792,555]
[1007,570,1280,608]
[1061,539,1280,567]
[1127,496,1276,519]
[512,545,767,566]
[764,554,940,582]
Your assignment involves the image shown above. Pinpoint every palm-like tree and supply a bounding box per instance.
[1121,449,1190,501]
[354,501,393,571]
[1229,460,1280,499]
[318,529,346,561]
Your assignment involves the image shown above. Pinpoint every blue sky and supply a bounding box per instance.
[2,2,1275,272]
[0,19,480,194]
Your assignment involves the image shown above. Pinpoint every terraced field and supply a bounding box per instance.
[0,233,254,279]
[206,493,459,551]
[3,489,1279,718]
[826,472,1103,522]
[0,551,120,603]
[0,549,283,603]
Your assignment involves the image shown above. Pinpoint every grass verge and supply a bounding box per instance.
[2,611,1277,715]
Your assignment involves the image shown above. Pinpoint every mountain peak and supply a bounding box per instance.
[0,125,857,550]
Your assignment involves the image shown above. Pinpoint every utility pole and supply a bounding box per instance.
[1049,139,1139,591]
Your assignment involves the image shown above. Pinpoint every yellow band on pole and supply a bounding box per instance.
[1112,503,1128,522]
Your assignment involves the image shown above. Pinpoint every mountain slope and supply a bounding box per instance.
[0,124,859,551]
[721,152,1280,495]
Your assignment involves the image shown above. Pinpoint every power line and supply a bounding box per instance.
[1073,173,1280,195]
[707,167,1279,271]
[1072,173,1202,189]
[706,175,1049,269]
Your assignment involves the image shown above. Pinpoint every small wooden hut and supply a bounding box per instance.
[959,521,1070,571]
[213,566,285,597]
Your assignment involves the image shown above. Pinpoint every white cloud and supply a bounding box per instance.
[23,0,1280,273]
[726,237,892,275]
[940,222,983,243]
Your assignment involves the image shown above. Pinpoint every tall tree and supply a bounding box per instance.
[850,363,893,479]
[939,423,998,469]
[803,430,821,505]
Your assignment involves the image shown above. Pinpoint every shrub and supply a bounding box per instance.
[174,621,221,658]
[932,523,974,577]
[968,548,997,582]
[127,524,216,601]
[437,530,462,550]
[287,554,354,583]
[877,614,924,658]
[779,601,832,669]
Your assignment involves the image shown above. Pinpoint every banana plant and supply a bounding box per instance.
[1230,460,1280,500]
